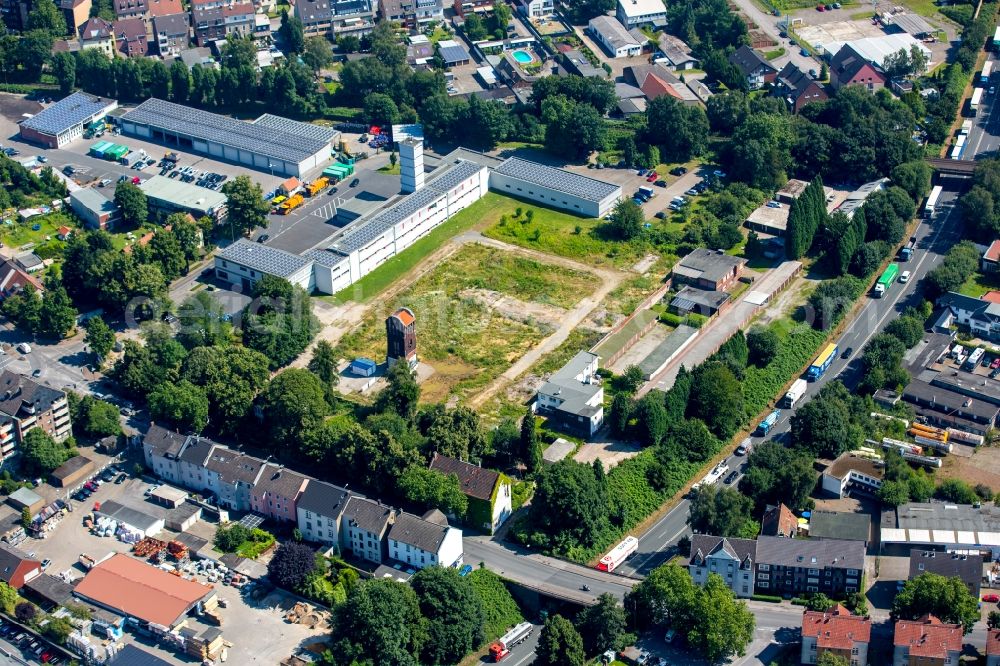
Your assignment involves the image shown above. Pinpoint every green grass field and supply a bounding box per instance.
[331,193,512,304]
[482,201,647,269]
[335,243,599,402]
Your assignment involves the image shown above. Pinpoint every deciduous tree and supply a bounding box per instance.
[577,593,632,653]
[148,380,209,433]
[268,542,317,590]
[264,368,330,444]
[411,566,485,665]
[398,466,468,516]
[893,573,979,633]
[332,578,427,664]
[222,175,270,237]
[84,316,115,360]
[535,614,584,666]
[114,181,148,227]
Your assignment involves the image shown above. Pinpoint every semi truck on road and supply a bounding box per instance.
[782,379,808,408]
[874,263,899,297]
[489,623,534,662]
[755,409,781,436]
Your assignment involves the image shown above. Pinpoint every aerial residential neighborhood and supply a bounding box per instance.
[0,0,996,660]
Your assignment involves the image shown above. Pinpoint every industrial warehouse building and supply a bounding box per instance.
[73,554,217,629]
[138,176,228,223]
[489,157,622,218]
[215,145,622,294]
[18,92,118,148]
[119,98,337,178]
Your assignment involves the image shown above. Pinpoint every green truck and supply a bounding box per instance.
[874,263,899,298]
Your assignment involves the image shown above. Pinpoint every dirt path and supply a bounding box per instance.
[293,227,628,378]
[466,233,628,408]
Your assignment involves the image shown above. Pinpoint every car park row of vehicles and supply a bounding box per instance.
[0,620,62,663]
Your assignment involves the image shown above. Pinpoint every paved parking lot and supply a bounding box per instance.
[263,151,398,254]
[24,473,328,665]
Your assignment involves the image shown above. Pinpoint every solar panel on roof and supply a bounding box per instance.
[219,238,312,277]
[252,115,339,145]
[438,41,470,64]
[22,92,111,136]
[121,98,328,165]
[494,157,620,202]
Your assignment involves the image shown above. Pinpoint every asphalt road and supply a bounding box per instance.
[967,57,1000,160]
[464,537,637,603]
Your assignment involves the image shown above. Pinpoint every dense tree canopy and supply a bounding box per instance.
[410,567,485,665]
[893,573,980,633]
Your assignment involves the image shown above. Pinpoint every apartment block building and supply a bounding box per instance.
[250,464,309,523]
[296,480,351,546]
[0,372,71,460]
[688,535,756,598]
[341,496,394,564]
[387,511,463,570]
[755,536,864,597]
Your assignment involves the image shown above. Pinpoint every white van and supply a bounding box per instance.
[16,343,31,354]
[900,270,911,283]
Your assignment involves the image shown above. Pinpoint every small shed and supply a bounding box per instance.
[165,503,201,532]
[279,177,301,196]
[150,485,188,509]
[7,487,44,515]
[350,357,377,377]
[50,455,95,488]
[23,573,74,609]
[542,438,575,466]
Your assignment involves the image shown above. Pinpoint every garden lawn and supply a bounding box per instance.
[335,244,598,401]
[482,200,649,269]
[958,270,1000,299]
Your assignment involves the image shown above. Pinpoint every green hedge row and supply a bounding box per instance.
[741,324,828,416]
[751,594,782,603]
[468,568,524,641]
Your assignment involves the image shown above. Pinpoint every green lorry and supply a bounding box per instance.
[874,263,899,298]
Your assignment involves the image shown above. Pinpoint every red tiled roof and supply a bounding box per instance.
[894,615,963,658]
[802,605,872,651]
[985,240,1000,263]
[74,554,213,627]
[761,503,797,537]
[989,629,1000,656]
[147,0,182,15]
[640,73,681,101]
[392,307,414,326]
[983,290,1000,304]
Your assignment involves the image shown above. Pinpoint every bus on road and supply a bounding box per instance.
[924,185,943,218]
[806,344,838,381]
[597,536,639,572]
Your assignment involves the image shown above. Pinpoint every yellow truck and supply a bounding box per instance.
[279,193,304,214]
[305,177,329,197]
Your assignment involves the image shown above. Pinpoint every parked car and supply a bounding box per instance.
[816,4,824,10]
[655,180,667,187]
[984,593,1000,603]
[256,234,269,243]
[637,169,648,176]
[16,343,31,354]
[669,166,687,176]
[349,178,360,187]
[327,186,339,195]
[654,211,666,219]
[991,357,1000,370]
[36,156,47,163]
[31,369,41,377]
[41,559,51,570]
[766,200,782,208]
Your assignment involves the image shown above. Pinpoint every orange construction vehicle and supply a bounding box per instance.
[305,177,329,197]
[279,193,304,214]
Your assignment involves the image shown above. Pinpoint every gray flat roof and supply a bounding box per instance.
[139,175,227,212]
[21,92,112,136]
[328,159,483,255]
[72,187,116,213]
[122,98,329,164]
[251,114,340,145]
[217,238,313,278]
[493,157,620,203]
[96,500,162,532]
